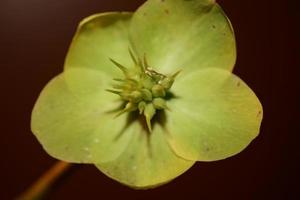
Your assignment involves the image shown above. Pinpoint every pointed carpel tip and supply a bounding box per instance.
[145,116,152,133]
[114,102,134,118]
[138,101,146,115]
[144,103,155,132]
[138,106,144,115]
[139,109,143,115]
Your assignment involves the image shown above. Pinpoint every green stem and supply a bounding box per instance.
[16,161,72,200]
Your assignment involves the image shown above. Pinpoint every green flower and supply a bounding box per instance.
[31,0,263,189]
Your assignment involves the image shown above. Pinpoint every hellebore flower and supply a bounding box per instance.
[31,0,263,188]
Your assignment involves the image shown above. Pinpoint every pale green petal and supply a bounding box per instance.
[65,12,133,77]
[166,68,263,161]
[31,69,134,163]
[96,123,195,188]
[130,0,236,74]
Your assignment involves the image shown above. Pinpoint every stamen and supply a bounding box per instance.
[143,53,150,69]
[106,89,122,95]
[109,58,128,75]
[113,78,125,82]
[172,69,182,78]
[128,48,138,66]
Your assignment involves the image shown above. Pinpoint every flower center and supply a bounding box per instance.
[107,50,180,132]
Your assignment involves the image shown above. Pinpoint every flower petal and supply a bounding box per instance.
[166,68,263,161]
[31,69,134,163]
[130,0,236,73]
[65,12,133,76]
[96,123,195,188]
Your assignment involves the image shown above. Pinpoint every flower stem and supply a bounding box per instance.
[17,161,72,200]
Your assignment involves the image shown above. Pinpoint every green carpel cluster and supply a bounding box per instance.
[107,51,180,132]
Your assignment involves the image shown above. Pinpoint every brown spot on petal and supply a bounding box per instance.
[164,9,170,14]
[257,110,262,117]
[205,147,211,152]
[237,81,241,87]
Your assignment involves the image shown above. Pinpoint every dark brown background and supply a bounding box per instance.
[1,0,299,199]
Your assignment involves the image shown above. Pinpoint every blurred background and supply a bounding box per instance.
[0,0,299,199]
